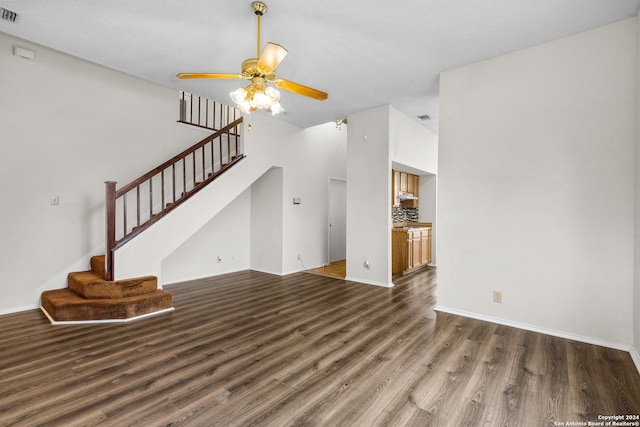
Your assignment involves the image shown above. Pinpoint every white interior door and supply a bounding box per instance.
[329,178,347,263]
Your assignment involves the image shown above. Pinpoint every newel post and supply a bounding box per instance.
[105,181,117,281]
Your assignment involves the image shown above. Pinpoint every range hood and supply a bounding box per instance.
[399,191,418,201]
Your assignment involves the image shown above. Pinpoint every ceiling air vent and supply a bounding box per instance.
[417,114,431,121]
[1,8,19,23]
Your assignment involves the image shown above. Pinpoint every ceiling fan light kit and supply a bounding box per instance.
[177,1,327,116]
[230,82,282,113]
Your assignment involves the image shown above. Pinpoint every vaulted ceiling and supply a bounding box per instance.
[1,0,638,133]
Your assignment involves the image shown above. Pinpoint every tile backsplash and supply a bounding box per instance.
[392,206,419,223]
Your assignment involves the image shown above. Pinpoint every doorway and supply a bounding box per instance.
[307,178,347,279]
[328,178,346,263]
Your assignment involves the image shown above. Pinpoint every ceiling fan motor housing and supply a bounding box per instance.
[241,58,276,81]
[252,1,267,16]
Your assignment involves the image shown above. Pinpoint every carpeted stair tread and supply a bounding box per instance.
[41,288,173,321]
[68,270,158,299]
[90,255,106,279]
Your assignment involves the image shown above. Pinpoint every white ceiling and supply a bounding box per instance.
[1,0,638,133]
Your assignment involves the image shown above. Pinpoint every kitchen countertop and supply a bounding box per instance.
[392,222,432,230]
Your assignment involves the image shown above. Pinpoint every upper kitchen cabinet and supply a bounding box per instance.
[392,169,419,207]
[393,170,400,206]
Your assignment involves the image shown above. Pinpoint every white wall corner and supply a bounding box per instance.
[249,267,286,276]
[345,277,394,288]
[35,244,104,304]
[634,9,640,375]
[630,346,640,375]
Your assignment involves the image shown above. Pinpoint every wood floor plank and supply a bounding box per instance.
[0,267,639,426]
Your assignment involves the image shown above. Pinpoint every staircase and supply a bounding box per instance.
[41,256,173,322]
[40,93,243,323]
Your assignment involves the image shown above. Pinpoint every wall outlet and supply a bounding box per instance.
[217,256,222,263]
[493,291,503,303]
[364,260,371,269]
[297,254,302,261]
[50,195,59,206]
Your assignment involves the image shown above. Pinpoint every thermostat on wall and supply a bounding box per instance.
[293,197,301,205]
[13,46,35,61]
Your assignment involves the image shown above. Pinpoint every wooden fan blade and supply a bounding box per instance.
[273,79,328,101]
[176,73,244,79]
[256,43,288,75]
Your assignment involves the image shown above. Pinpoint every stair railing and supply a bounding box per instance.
[178,91,237,131]
[104,112,244,280]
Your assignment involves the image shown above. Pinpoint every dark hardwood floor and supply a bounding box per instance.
[1,267,639,426]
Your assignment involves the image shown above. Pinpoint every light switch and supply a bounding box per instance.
[13,46,35,61]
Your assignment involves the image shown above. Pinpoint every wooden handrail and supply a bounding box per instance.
[104,113,243,280]
[115,119,242,197]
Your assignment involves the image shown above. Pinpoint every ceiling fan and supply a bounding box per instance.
[177,1,328,115]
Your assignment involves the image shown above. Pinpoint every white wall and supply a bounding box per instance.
[282,123,348,274]
[250,167,284,274]
[346,106,393,287]
[439,19,636,346]
[634,13,640,357]
[0,33,210,313]
[161,189,251,284]
[390,106,438,175]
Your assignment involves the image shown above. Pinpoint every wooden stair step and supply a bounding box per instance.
[41,288,172,322]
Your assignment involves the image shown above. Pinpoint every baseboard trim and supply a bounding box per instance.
[630,347,640,375]
[40,306,175,325]
[249,267,283,276]
[345,276,394,288]
[434,305,632,352]
[162,268,248,286]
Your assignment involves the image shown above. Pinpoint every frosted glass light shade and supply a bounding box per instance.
[251,91,270,109]
[230,84,282,113]
[264,86,280,103]
[229,87,247,105]
[270,102,284,115]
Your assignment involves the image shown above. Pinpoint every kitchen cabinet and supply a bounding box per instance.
[392,170,401,206]
[392,170,420,207]
[400,173,408,192]
[407,174,418,196]
[420,228,432,265]
[392,223,432,275]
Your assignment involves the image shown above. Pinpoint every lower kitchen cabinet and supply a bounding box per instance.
[392,224,432,275]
